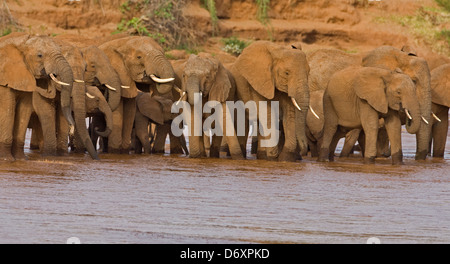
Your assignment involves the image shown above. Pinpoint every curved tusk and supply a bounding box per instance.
[421,116,429,125]
[309,106,320,119]
[291,97,302,111]
[176,92,186,106]
[49,73,70,86]
[105,84,117,91]
[405,109,412,120]
[74,79,84,83]
[149,74,175,84]
[121,85,130,89]
[86,92,95,99]
[432,112,441,122]
[173,86,182,93]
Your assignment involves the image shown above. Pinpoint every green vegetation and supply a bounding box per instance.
[221,37,250,56]
[0,1,20,37]
[435,0,450,12]
[256,0,270,25]
[202,0,219,35]
[373,5,450,56]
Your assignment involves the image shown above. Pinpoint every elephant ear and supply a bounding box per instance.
[353,67,389,114]
[209,60,231,103]
[431,64,450,107]
[234,41,275,99]
[136,93,165,125]
[0,44,36,92]
[101,45,138,98]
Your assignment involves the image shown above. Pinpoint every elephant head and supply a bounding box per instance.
[362,46,432,159]
[181,54,231,106]
[353,67,421,134]
[80,45,122,112]
[99,36,176,99]
[430,64,450,109]
[0,33,75,129]
[234,41,310,152]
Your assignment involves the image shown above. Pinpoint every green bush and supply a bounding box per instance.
[435,0,450,12]
[221,37,250,56]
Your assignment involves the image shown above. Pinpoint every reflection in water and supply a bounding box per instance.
[0,132,449,243]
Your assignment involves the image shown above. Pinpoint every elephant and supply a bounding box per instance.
[98,36,177,154]
[134,91,188,155]
[362,46,432,160]
[173,54,244,159]
[429,63,450,157]
[0,33,75,161]
[230,41,310,162]
[303,48,363,158]
[319,66,421,164]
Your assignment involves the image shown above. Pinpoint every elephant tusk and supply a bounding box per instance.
[49,73,70,86]
[176,91,186,106]
[309,106,320,119]
[291,97,302,111]
[86,92,95,99]
[105,84,117,91]
[432,112,441,122]
[173,86,182,93]
[74,79,84,83]
[121,85,130,89]
[421,116,429,125]
[149,74,175,84]
[405,109,412,120]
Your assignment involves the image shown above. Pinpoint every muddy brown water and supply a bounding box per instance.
[0,130,449,244]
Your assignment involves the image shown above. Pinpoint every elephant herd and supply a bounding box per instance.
[0,33,448,165]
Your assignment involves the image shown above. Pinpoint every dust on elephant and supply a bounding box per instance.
[98,36,177,154]
[134,92,188,155]
[319,67,421,164]
[173,54,244,159]
[0,33,75,161]
[362,46,432,160]
[429,64,450,157]
[230,41,310,161]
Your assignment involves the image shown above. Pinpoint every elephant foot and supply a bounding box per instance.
[391,152,403,165]
[317,148,329,162]
[256,151,267,160]
[0,155,15,162]
[278,151,299,162]
[108,148,122,154]
[364,156,376,164]
[415,150,428,161]
[189,151,206,158]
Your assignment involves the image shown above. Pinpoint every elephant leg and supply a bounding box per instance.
[153,124,169,154]
[360,103,380,164]
[384,110,403,164]
[0,87,16,161]
[31,119,44,151]
[318,94,338,162]
[257,101,279,161]
[210,135,222,158]
[376,127,391,157]
[121,97,136,154]
[135,111,151,154]
[329,129,346,161]
[32,91,57,156]
[169,129,184,154]
[340,129,361,157]
[188,106,206,158]
[12,92,33,160]
[222,102,245,160]
[56,103,69,156]
[431,106,449,158]
[108,100,123,154]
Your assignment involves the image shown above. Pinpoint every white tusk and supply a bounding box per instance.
[405,109,412,120]
[176,92,186,106]
[86,92,95,99]
[291,97,302,111]
[149,74,175,84]
[421,116,429,125]
[74,79,84,83]
[309,106,320,119]
[49,73,70,86]
[432,112,441,122]
[105,84,117,91]
[121,85,130,89]
[173,86,182,93]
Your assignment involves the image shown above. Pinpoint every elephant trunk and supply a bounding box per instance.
[145,50,175,96]
[95,68,122,112]
[402,90,421,134]
[46,52,75,129]
[289,77,310,153]
[72,81,99,160]
[186,76,201,106]
[414,69,432,160]
[95,96,113,138]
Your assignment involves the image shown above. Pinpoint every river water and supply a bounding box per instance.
[0,131,449,244]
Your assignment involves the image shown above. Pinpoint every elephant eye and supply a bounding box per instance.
[137,55,142,59]
[37,53,43,58]
[285,71,290,75]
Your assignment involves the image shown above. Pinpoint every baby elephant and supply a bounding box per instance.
[319,66,421,164]
[134,92,188,155]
